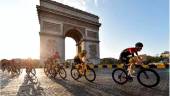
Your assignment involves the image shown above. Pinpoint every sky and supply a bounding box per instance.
[0,0,169,59]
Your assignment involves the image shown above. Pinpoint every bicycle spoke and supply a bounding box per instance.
[85,68,96,82]
[59,68,67,79]
[71,68,80,80]
[137,69,160,87]
[112,68,128,84]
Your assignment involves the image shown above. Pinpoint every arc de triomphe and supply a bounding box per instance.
[37,0,101,64]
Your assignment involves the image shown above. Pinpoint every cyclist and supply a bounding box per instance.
[119,42,143,77]
[51,51,61,73]
[74,50,88,64]
[52,51,61,64]
[74,54,81,65]
[44,52,60,72]
[74,50,88,75]
[52,51,60,59]
[26,58,36,75]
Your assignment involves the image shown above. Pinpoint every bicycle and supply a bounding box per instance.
[51,63,67,79]
[112,57,160,88]
[44,59,53,76]
[25,72,38,84]
[71,62,96,82]
[26,67,36,76]
[44,59,67,80]
[12,63,22,75]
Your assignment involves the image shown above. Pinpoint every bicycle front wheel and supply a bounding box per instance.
[112,68,128,84]
[84,68,96,82]
[137,69,160,88]
[59,67,67,79]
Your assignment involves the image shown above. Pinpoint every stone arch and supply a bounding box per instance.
[65,29,83,43]
[37,0,101,64]
[65,29,83,55]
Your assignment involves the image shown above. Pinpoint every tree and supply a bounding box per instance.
[145,56,162,64]
[100,58,118,64]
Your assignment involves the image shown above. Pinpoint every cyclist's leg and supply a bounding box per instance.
[119,56,128,69]
[82,63,86,74]
[78,63,84,75]
[56,64,60,73]
[128,57,136,77]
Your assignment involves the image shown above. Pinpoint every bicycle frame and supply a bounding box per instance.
[75,63,86,75]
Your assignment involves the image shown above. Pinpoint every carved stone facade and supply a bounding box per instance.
[42,21,61,32]
[37,0,101,64]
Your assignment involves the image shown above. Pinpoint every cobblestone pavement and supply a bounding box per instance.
[0,68,169,96]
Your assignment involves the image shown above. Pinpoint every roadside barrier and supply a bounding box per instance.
[89,63,169,69]
[66,63,169,69]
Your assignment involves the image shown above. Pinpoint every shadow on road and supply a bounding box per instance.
[51,77,95,96]
[0,71,19,89]
[49,69,169,96]
[16,74,46,96]
[49,76,132,96]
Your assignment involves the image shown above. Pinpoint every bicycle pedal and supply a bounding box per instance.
[78,74,82,78]
[127,76,133,82]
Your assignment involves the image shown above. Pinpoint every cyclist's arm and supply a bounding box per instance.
[131,53,135,57]
[135,52,142,61]
[135,51,138,56]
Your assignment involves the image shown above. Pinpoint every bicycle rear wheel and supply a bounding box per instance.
[59,67,67,79]
[71,67,80,80]
[137,69,160,88]
[84,68,96,82]
[112,68,128,84]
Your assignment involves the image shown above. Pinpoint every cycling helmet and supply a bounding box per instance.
[135,42,143,47]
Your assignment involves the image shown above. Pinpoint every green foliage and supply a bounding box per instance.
[100,58,118,65]
[145,56,161,64]
[99,55,169,65]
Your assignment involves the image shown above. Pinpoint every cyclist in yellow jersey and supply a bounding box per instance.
[74,50,88,75]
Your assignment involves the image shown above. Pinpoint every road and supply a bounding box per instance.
[0,68,169,96]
